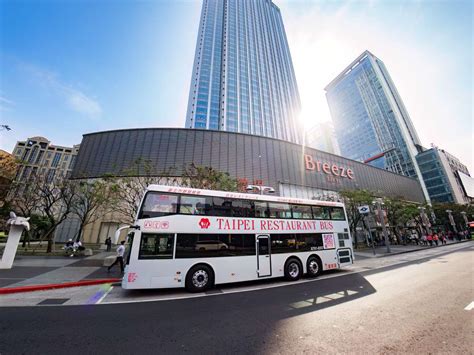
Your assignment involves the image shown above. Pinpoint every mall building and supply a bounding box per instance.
[64,128,426,244]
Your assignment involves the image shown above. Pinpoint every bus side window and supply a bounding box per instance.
[255,202,269,218]
[211,197,232,217]
[180,195,209,215]
[296,233,323,251]
[330,207,346,220]
[268,203,292,219]
[312,206,330,219]
[291,204,312,219]
[232,199,255,218]
[138,233,174,259]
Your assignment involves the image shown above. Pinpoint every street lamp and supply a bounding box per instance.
[372,198,390,253]
[446,209,457,233]
[246,184,275,195]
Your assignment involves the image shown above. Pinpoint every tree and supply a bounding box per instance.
[105,158,177,224]
[399,203,423,234]
[431,202,473,232]
[71,179,118,242]
[7,178,44,247]
[0,150,19,202]
[339,189,375,247]
[36,176,78,252]
[181,163,238,191]
[383,197,411,244]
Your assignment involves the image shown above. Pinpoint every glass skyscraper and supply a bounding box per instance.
[186,0,302,144]
[325,50,429,200]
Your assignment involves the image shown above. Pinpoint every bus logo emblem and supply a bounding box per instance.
[199,218,211,229]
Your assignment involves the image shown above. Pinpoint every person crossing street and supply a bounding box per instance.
[108,240,126,273]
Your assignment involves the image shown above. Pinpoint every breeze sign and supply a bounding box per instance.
[304,154,354,180]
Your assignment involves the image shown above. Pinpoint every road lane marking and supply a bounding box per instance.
[464,301,474,311]
[96,285,114,304]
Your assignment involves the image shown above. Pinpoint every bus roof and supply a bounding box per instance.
[146,185,344,207]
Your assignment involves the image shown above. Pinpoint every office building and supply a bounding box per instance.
[305,121,341,156]
[186,0,302,144]
[325,50,429,200]
[12,136,80,182]
[416,146,473,204]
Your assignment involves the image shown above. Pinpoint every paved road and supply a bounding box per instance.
[0,244,472,354]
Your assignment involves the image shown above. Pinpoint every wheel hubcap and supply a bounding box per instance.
[192,270,209,288]
[309,260,319,274]
[289,262,299,278]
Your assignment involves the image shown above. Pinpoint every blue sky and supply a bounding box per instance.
[0,0,472,170]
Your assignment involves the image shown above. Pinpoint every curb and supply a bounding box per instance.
[0,278,122,295]
[355,239,472,258]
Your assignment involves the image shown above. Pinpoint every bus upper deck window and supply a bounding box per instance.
[180,195,209,215]
[140,192,179,218]
[330,207,346,220]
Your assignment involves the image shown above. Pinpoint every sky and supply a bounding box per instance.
[0,0,472,171]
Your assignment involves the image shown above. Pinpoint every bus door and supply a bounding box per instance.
[256,234,271,277]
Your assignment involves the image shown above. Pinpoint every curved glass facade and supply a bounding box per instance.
[71,128,425,203]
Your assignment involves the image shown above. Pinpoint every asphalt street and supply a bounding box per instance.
[0,244,472,354]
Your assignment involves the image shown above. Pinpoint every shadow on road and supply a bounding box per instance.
[0,272,377,353]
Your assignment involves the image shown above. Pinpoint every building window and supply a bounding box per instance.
[69,156,76,170]
[46,169,56,183]
[35,150,45,165]
[51,152,62,167]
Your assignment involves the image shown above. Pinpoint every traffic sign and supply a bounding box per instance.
[358,205,370,214]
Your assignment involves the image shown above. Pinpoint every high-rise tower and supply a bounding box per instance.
[325,50,429,200]
[186,0,302,144]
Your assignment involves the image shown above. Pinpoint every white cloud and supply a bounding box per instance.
[0,96,14,111]
[21,63,102,118]
[66,89,102,118]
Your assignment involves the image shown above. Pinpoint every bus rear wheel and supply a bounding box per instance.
[284,258,302,281]
[185,265,214,293]
[307,256,322,277]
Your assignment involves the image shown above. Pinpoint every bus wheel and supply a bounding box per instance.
[284,258,302,281]
[185,265,214,293]
[307,256,322,278]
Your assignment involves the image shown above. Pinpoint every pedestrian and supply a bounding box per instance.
[427,234,433,246]
[105,237,112,252]
[448,231,453,241]
[433,233,439,246]
[421,234,427,246]
[441,234,447,245]
[108,240,125,273]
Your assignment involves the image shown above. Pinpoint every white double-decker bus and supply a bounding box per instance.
[123,185,354,292]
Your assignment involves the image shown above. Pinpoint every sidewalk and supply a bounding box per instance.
[354,239,471,258]
[1,240,471,295]
[0,252,122,292]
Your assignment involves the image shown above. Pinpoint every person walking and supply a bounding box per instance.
[421,234,427,246]
[433,233,439,246]
[108,241,126,273]
[105,237,112,252]
[441,233,447,245]
[427,234,433,246]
